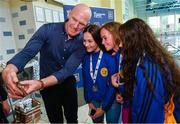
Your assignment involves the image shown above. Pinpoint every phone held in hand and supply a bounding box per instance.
[89,109,96,116]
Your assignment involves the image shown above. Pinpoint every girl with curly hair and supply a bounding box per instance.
[114,18,180,123]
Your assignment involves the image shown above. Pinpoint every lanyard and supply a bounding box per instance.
[118,53,122,72]
[90,50,103,84]
[118,52,122,83]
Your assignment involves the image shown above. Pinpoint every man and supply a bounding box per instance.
[2,4,92,123]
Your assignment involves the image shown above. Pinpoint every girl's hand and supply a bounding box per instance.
[19,80,43,94]
[88,102,96,110]
[116,93,123,103]
[2,99,10,114]
[92,108,104,120]
[111,73,119,88]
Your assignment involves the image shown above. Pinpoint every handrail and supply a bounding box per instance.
[163,42,180,51]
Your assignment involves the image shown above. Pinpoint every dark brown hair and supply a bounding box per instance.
[119,18,180,100]
[83,24,105,50]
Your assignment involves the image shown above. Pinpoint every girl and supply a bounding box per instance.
[82,24,121,123]
[100,22,130,123]
[115,18,180,123]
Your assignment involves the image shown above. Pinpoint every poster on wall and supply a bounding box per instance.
[63,5,114,88]
[53,10,59,22]
[45,9,53,22]
[35,6,45,22]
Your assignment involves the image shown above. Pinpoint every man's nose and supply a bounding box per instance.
[74,21,79,28]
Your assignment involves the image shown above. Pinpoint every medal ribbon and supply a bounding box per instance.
[118,52,122,83]
[90,50,103,84]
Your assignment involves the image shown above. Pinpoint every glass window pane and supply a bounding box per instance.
[148,16,160,33]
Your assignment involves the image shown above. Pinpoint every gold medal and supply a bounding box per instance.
[92,84,98,92]
[100,68,108,77]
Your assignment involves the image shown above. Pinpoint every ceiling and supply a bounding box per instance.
[134,0,180,11]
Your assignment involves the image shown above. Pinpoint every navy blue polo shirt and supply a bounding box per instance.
[8,22,85,83]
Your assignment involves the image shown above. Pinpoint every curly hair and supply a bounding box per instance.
[119,18,180,100]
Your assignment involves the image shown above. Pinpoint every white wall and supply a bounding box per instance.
[0,0,16,62]
[9,0,36,51]
[0,0,65,62]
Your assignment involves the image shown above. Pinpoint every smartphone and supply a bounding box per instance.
[89,109,96,116]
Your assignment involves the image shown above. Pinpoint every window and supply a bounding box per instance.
[148,16,160,33]
[176,14,180,31]
[161,15,174,32]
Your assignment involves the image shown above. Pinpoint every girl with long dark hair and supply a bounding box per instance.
[114,18,180,123]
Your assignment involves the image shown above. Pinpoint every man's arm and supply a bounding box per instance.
[2,24,47,99]
[52,45,85,83]
[19,45,85,94]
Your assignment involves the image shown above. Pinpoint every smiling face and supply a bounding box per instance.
[65,4,91,38]
[100,28,118,51]
[66,12,88,37]
[83,32,100,53]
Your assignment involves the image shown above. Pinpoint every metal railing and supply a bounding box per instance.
[163,42,180,60]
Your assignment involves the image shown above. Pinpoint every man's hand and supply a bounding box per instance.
[2,64,25,99]
[19,80,43,94]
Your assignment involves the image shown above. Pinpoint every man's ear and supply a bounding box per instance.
[68,11,72,18]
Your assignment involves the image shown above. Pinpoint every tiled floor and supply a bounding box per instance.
[37,87,93,123]
[38,98,92,123]
[78,104,93,123]
[8,88,93,123]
